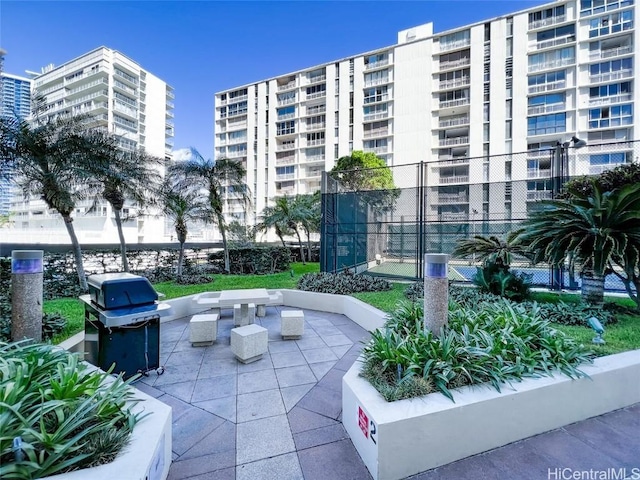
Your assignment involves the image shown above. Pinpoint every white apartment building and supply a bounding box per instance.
[215,0,637,231]
[8,47,174,244]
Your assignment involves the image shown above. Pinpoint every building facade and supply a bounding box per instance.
[7,47,174,244]
[214,0,637,234]
[0,72,32,215]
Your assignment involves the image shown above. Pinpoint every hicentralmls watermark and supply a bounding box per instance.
[548,468,640,480]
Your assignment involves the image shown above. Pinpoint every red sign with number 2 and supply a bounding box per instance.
[358,406,369,438]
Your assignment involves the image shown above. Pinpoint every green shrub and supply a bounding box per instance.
[0,313,67,343]
[297,271,392,294]
[472,261,532,301]
[175,273,213,285]
[0,341,145,479]
[208,247,290,274]
[528,301,617,327]
[361,300,592,402]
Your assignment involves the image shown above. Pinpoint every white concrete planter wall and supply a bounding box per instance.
[44,374,172,480]
[343,349,640,480]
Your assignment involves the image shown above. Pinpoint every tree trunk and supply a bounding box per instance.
[294,228,306,264]
[62,213,87,291]
[218,214,230,273]
[177,243,185,276]
[113,208,130,272]
[581,272,605,306]
[277,234,287,248]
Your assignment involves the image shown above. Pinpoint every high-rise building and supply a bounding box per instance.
[0,72,32,215]
[214,0,637,231]
[8,46,174,243]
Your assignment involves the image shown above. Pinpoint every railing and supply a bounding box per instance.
[528,57,575,73]
[363,128,389,138]
[229,94,248,103]
[277,143,296,151]
[527,168,552,178]
[67,78,109,95]
[437,194,469,204]
[436,157,469,165]
[228,136,247,144]
[278,81,296,91]
[277,187,296,194]
[440,212,469,221]
[113,102,137,118]
[439,58,471,71]
[528,14,567,30]
[166,101,174,109]
[589,163,623,174]
[527,150,552,159]
[363,112,389,121]
[276,129,296,137]
[227,150,247,158]
[365,59,389,70]
[276,156,296,165]
[307,74,326,84]
[365,146,389,154]
[439,136,469,147]
[64,68,104,86]
[278,97,296,106]
[166,91,175,99]
[364,77,390,87]
[304,171,323,178]
[438,78,470,90]
[528,80,567,94]
[364,95,390,105]
[304,155,325,162]
[530,35,575,51]
[276,173,296,180]
[527,190,553,200]
[588,141,633,152]
[439,98,470,109]
[588,93,633,106]
[306,139,325,147]
[590,69,633,83]
[277,112,295,121]
[590,45,633,60]
[113,80,136,95]
[305,106,326,116]
[114,69,138,85]
[439,116,469,128]
[439,38,471,52]
[305,122,326,131]
[305,91,326,100]
[439,175,469,184]
[527,102,566,115]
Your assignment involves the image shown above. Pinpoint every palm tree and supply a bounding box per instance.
[171,149,249,273]
[515,182,640,305]
[261,196,307,264]
[158,168,205,276]
[255,205,292,247]
[88,142,162,272]
[293,193,320,262]
[453,233,528,268]
[0,114,108,290]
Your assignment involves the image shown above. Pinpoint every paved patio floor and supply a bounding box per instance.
[133,305,640,480]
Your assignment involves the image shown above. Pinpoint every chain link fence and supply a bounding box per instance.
[321,140,640,291]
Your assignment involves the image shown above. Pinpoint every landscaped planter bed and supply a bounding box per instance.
[343,349,640,480]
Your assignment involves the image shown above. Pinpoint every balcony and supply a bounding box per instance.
[527,149,553,159]
[588,93,633,107]
[67,78,109,96]
[438,58,471,71]
[590,69,633,83]
[527,190,553,200]
[439,38,471,52]
[441,212,469,221]
[166,90,175,100]
[305,122,326,131]
[439,136,469,147]
[529,35,575,51]
[306,138,325,147]
[438,78,470,90]
[227,150,247,159]
[363,111,389,121]
[436,157,469,165]
[528,57,575,73]
[439,98,470,109]
[588,141,633,152]
[167,101,174,109]
[304,155,325,163]
[527,168,552,178]
[305,106,326,116]
[114,69,139,86]
[437,194,469,204]
[438,116,469,128]
[276,155,296,165]
[365,146,389,155]
[528,80,567,95]
[589,45,633,60]
[439,175,469,184]
[527,102,566,115]
[304,171,323,179]
[277,186,296,195]
[113,102,138,119]
[364,77,390,88]
[278,81,296,92]
[306,74,326,84]
[277,112,295,121]
[276,129,296,137]
[277,143,296,152]
[365,59,389,70]
[589,163,625,174]
[64,68,105,87]
[278,97,296,106]
[113,80,137,95]
[528,14,567,30]
[305,91,326,101]
[363,127,389,138]
[229,94,248,103]
[276,173,296,181]
[228,136,247,145]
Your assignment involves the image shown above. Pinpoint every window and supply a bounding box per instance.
[581,0,634,17]
[529,5,565,25]
[276,120,295,135]
[506,100,513,119]
[528,47,575,70]
[277,106,295,118]
[505,121,512,139]
[364,52,388,67]
[537,24,575,42]
[306,115,325,128]
[590,152,630,165]
[364,86,388,104]
[307,132,325,145]
[228,130,247,141]
[440,30,470,49]
[306,84,326,98]
[440,50,470,67]
[589,57,633,76]
[588,103,633,128]
[364,70,389,87]
[528,69,566,88]
[277,91,296,105]
[306,147,325,159]
[227,101,247,116]
[527,113,566,135]
[363,138,387,150]
[589,81,631,98]
[589,10,633,37]
[229,88,248,100]
[363,103,388,119]
[440,89,469,103]
[528,93,565,106]
[587,128,629,141]
[228,144,247,155]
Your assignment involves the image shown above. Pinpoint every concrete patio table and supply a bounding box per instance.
[218,288,271,320]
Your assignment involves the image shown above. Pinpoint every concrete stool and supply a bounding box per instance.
[230,324,268,364]
[257,304,266,317]
[281,310,305,340]
[234,303,256,327]
[190,313,218,346]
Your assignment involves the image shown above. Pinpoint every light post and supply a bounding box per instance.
[424,253,449,336]
[550,136,586,291]
[11,250,44,342]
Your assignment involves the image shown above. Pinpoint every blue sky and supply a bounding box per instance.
[2,0,543,158]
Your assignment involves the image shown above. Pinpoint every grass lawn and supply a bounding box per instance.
[44,263,640,355]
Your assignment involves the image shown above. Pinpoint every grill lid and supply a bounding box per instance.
[87,273,158,310]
